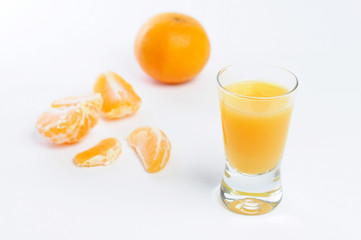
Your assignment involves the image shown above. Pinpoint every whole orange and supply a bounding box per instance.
[134,12,210,84]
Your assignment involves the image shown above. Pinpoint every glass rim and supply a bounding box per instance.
[217,62,299,100]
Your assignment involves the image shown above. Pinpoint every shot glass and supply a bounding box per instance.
[217,63,298,215]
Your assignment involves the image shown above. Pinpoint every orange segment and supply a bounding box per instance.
[128,126,171,173]
[51,93,103,128]
[93,71,141,119]
[74,137,122,167]
[35,103,91,144]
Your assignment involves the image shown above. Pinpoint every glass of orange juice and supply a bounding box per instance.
[217,63,298,215]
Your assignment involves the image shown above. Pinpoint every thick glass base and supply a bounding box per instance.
[220,160,283,215]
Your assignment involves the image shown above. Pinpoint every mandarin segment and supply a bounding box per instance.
[93,71,141,119]
[51,93,103,127]
[128,126,171,173]
[74,137,122,167]
[35,103,91,144]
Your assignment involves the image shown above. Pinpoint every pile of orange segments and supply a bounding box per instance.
[36,71,171,173]
[35,12,211,173]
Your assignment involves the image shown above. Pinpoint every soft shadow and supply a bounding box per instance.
[176,160,223,192]
[138,72,199,87]
[188,167,222,190]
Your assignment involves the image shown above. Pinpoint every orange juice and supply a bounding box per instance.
[219,80,293,174]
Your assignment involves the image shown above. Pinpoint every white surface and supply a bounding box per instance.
[1,0,361,239]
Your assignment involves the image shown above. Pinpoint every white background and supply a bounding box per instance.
[1,0,361,239]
